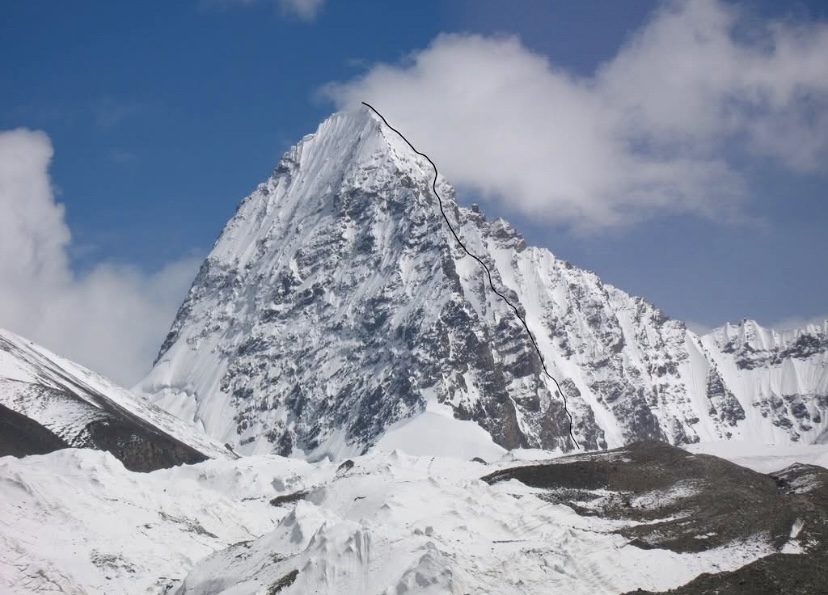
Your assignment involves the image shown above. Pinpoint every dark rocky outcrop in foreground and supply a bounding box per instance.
[1,329,218,471]
[2,398,210,472]
[484,441,828,593]
[0,403,68,457]
[81,414,209,472]
[2,382,210,472]
[624,553,828,595]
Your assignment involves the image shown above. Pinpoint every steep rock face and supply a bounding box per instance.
[138,107,828,458]
[141,109,566,457]
[701,320,828,442]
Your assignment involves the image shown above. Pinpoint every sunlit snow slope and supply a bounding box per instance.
[6,442,826,594]
[0,328,231,469]
[137,106,828,458]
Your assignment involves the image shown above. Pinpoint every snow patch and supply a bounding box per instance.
[373,401,506,461]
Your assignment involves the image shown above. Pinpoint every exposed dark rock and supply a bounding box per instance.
[336,459,355,473]
[158,511,218,539]
[483,442,828,555]
[270,490,309,507]
[0,403,68,457]
[780,334,827,361]
[267,569,299,594]
[0,377,209,472]
[705,367,746,427]
[82,417,207,473]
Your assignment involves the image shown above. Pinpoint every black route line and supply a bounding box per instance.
[362,101,580,450]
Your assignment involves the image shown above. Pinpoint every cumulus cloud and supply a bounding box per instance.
[208,0,324,21]
[323,0,828,230]
[0,129,200,386]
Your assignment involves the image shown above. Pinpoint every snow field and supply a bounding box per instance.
[0,450,290,594]
[7,438,823,594]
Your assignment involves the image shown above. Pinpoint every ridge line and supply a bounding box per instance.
[361,101,580,450]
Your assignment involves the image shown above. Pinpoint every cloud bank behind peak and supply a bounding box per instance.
[0,128,200,386]
[324,0,828,231]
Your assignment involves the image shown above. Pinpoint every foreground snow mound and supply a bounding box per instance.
[373,401,507,461]
[0,328,231,469]
[0,449,314,594]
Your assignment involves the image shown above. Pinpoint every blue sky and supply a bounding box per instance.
[1,0,826,383]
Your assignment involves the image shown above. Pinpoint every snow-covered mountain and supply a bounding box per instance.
[137,106,828,458]
[4,105,828,595]
[0,328,233,470]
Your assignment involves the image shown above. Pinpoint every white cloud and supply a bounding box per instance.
[278,0,323,21]
[0,129,200,386]
[323,0,828,231]
[208,0,324,21]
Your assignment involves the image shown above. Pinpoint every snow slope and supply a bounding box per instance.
[6,441,825,594]
[700,320,828,443]
[0,449,293,593]
[373,401,506,461]
[0,328,232,466]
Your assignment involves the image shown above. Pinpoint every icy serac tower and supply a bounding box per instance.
[139,107,584,457]
[138,106,828,459]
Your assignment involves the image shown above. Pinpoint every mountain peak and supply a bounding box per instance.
[203,105,453,271]
[139,110,828,459]
[142,107,482,457]
[271,106,436,195]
